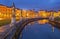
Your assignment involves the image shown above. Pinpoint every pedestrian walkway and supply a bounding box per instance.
[0,21,19,39]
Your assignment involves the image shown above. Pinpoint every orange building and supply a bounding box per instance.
[27,10,36,18]
[38,10,49,18]
[0,4,21,20]
[0,4,60,20]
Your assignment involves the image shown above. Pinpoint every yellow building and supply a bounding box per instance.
[30,10,36,18]
[15,8,21,20]
[58,10,60,17]
[45,11,52,18]
[0,5,7,19]
[27,10,32,18]
[53,11,58,18]
[27,10,36,18]
[0,4,21,20]
[22,9,27,18]
[0,4,60,20]
[38,10,49,18]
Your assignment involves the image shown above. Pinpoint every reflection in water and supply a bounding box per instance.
[28,19,49,25]
[21,21,60,39]
[29,22,35,25]
[37,19,49,24]
[27,19,55,32]
[28,19,55,32]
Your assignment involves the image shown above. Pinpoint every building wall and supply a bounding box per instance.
[0,5,60,20]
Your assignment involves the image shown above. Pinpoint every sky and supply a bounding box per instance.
[0,0,60,11]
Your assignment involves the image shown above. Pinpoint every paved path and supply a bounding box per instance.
[0,21,19,39]
[0,24,11,39]
[0,24,10,33]
[0,21,19,33]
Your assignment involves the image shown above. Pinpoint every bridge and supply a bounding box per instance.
[0,3,60,39]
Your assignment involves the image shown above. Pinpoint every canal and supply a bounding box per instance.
[18,19,60,39]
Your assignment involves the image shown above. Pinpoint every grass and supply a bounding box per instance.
[54,17,60,21]
[0,19,11,26]
[0,19,20,27]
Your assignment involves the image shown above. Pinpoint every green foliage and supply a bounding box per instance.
[0,19,20,27]
[54,17,60,21]
[0,19,11,26]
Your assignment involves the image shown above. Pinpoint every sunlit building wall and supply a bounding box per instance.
[1,4,60,21]
[45,11,52,18]
[53,11,59,18]
[0,5,21,20]
[58,10,60,17]
[22,9,27,18]
[30,10,36,18]
[27,10,33,18]
[6,7,12,19]
[38,10,49,18]
[38,10,41,17]
[15,9,21,20]
[0,5,7,19]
